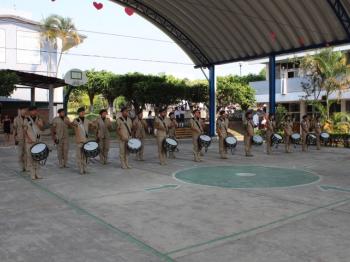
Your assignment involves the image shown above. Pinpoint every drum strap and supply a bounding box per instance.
[28,117,40,140]
[77,118,88,138]
[194,118,203,133]
[159,117,169,135]
[120,117,132,137]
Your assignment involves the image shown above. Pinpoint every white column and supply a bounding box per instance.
[341,99,346,113]
[49,85,54,123]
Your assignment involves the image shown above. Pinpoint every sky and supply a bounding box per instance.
[1,0,265,79]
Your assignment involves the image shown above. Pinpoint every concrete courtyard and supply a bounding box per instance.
[1,138,350,262]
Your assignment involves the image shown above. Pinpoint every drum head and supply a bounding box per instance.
[253,135,263,143]
[84,141,98,151]
[225,136,237,144]
[321,132,330,139]
[291,133,301,139]
[31,143,47,154]
[128,139,142,149]
[200,135,211,142]
[274,134,283,140]
[166,138,178,146]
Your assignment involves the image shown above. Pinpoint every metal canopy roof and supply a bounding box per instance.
[1,70,65,89]
[112,0,350,67]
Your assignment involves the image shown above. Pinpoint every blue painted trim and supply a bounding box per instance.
[327,0,350,39]
[269,55,276,114]
[209,65,216,137]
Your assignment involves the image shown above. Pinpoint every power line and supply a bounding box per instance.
[3,47,194,65]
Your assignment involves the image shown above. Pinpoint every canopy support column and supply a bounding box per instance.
[30,88,35,106]
[209,65,216,136]
[269,55,276,114]
[48,84,54,123]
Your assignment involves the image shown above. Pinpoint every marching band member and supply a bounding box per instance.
[72,107,94,174]
[51,108,71,168]
[23,106,44,180]
[217,110,229,159]
[283,115,293,153]
[301,115,310,152]
[116,107,132,169]
[95,109,112,165]
[154,108,170,165]
[190,109,205,162]
[265,113,276,155]
[132,110,147,161]
[168,112,178,159]
[244,111,254,157]
[13,105,28,172]
[315,115,322,150]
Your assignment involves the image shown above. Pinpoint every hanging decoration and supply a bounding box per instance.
[270,31,276,42]
[93,2,103,10]
[298,36,305,46]
[125,7,135,16]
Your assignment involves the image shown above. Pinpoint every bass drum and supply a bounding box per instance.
[198,135,212,152]
[271,133,283,144]
[163,137,178,152]
[225,136,237,149]
[252,135,263,146]
[291,133,301,144]
[128,138,142,154]
[307,133,317,145]
[83,141,100,158]
[31,142,49,162]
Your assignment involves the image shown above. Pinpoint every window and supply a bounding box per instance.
[16,30,41,64]
[346,101,350,112]
[0,29,5,62]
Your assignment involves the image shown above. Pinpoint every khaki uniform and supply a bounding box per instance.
[168,119,178,159]
[13,116,27,171]
[117,116,132,168]
[265,119,276,154]
[73,117,92,174]
[132,117,147,160]
[95,116,112,164]
[217,117,229,158]
[154,116,170,165]
[23,116,43,179]
[244,120,254,156]
[301,119,310,152]
[315,121,322,150]
[190,117,204,162]
[52,116,70,167]
[283,120,293,153]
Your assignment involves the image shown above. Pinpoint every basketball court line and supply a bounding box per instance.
[15,172,175,262]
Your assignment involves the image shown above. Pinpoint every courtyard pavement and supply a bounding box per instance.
[1,138,350,262]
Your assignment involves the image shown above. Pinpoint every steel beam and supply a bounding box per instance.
[327,0,350,39]
[269,55,276,114]
[209,65,216,136]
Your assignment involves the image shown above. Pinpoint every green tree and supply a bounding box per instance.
[0,71,19,96]
[217,75,256,110]
[300,48,350,119]
[41,15,81,76]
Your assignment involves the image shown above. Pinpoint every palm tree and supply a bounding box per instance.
[300,48,350,119]
[41,15,81,77]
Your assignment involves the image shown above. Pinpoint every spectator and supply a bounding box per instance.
[174,107,180,123]
[179,106,185,127]
[253,111,259,128]
[146,111,154,135]
[2,115,11,146]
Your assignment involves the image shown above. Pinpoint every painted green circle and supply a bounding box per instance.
[174,166,319,189]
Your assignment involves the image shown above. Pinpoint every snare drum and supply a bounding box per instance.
[225,136,237,149]
[163,137,178,152]
[252,135,263,146]
[320,132,330,142]
[271,133,283,144]
[82,141,100,158]
[198,135,212,151]
[291,133,301,144]
[307,133,317,145]
[127,138,142,154]
[30,143,49,162]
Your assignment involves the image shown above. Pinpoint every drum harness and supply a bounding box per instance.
[195,118,209,152]
[219,118,236,154]
[160,117,178,153]
[28,117,47,166]
[77,118,92,163]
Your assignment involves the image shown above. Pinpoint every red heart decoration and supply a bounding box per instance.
[298,36,305,46]
[125,7,135,16]
[93,2,103,10]
[270,31,276,41]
